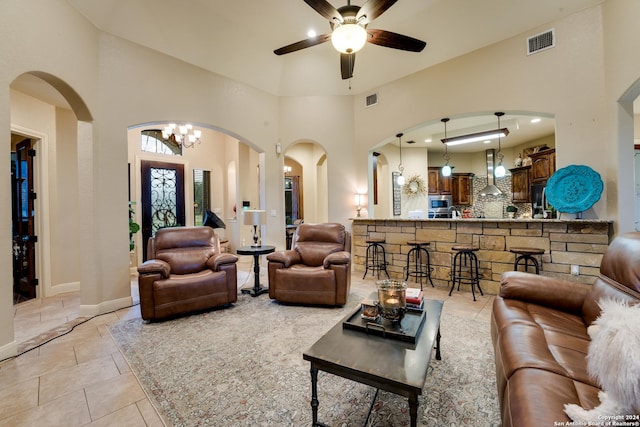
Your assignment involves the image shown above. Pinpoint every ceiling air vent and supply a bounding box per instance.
[365,93,378,107]
[527,29,555,55]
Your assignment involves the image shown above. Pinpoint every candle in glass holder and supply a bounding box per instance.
[385,297,400,308]
[376,279,407,322]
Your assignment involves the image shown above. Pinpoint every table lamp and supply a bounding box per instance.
[354,193,366,217]
[243,210,266,247]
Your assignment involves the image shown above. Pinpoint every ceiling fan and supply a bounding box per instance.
[274,0,426,80]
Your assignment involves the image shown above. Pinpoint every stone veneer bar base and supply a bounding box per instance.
[351,218,613,295]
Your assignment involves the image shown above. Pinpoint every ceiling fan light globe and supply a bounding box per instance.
[331,24,367,54]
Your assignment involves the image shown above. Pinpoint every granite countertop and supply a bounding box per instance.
[351,217,612,223]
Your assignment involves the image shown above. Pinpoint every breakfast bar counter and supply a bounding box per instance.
[351,218,613,294]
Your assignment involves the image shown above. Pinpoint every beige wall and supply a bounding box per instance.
[2,0,640,357]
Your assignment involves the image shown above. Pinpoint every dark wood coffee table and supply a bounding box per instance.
[303,298,443,427]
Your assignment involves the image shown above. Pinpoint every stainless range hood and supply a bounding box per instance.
[479,149,502,196]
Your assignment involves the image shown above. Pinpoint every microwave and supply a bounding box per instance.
[428,195,453,211]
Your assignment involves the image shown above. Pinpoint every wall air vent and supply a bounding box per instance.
[365,93,378,107]
[527,29,555,55]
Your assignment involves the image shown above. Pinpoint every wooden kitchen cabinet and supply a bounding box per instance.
[428,168,440,193]
[509,166,531,203]
[529,148,555,183]
[428,167,452,195]
[452,173,474,205]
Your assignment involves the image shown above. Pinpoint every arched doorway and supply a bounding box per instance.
[127,123,264,264]
[283,141,329,225]
[8,71,92,343]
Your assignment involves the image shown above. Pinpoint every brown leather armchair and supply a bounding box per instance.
[267,222,351,306]
[137,226,238,321]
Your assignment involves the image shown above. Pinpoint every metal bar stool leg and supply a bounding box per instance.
[449,251,460,296]
[469,252,476,301]
[379,243,390,279]
[363,244,371,279]
[473,251,483,298]
[424,248,434,288]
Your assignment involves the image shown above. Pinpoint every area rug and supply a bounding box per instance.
[109,292,500,426]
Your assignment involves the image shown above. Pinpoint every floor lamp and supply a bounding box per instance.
[243,210,266,247]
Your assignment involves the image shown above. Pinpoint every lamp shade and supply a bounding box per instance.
[243,210,266,226]
[354,193,366,207]
[331,24,367,53]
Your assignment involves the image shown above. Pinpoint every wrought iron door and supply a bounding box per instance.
[141,160,185,260]
[11,139,37,302]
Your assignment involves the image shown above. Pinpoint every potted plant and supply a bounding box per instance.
[129,202,141,251]
[506,205,518,218]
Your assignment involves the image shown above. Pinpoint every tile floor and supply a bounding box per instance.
[1,258,494,426]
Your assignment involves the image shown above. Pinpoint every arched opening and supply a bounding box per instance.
[282,141,328,225]
[127,123,264,265]
[9,71,93,343]
[368,111,556,219]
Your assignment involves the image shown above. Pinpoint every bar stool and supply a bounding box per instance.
[509,247,545,274]
[363,238,390,279]
[404,240,434,290]
[449,245,483,301]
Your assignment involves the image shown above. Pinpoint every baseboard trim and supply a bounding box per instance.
[79,296,133,317]
[49,281,80,296]
[0,340,18,360]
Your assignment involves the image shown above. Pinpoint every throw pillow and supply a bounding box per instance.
[564,297,640,422]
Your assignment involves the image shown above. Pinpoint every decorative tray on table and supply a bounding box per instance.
[342,304,426,344]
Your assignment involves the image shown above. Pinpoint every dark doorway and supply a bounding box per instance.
[11,138,37,303]
[140,160,185,260]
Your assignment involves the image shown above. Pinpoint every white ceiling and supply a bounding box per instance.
[65,0,604,97]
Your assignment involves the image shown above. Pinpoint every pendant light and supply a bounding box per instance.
[441,118,452,177]
[494,112,506,178]
[396,133,405,185]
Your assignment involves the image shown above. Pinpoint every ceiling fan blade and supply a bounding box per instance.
[366,29,426,52]
[357,0,398,25]
[274,33,331,55]
[303,0,343,23]
[340,53,355,80]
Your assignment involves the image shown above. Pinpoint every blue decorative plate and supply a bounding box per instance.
[545,165,603,213]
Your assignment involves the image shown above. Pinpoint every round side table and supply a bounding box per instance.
[236,245,276,296]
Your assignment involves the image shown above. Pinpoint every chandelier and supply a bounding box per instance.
[162,123,202,149]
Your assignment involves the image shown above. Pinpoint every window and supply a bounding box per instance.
[140,129,181,155]
[193,169,211,225]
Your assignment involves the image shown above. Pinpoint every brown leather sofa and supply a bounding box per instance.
[266,222,351,306]
[491,231,640,427]
[137,226,238,321]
